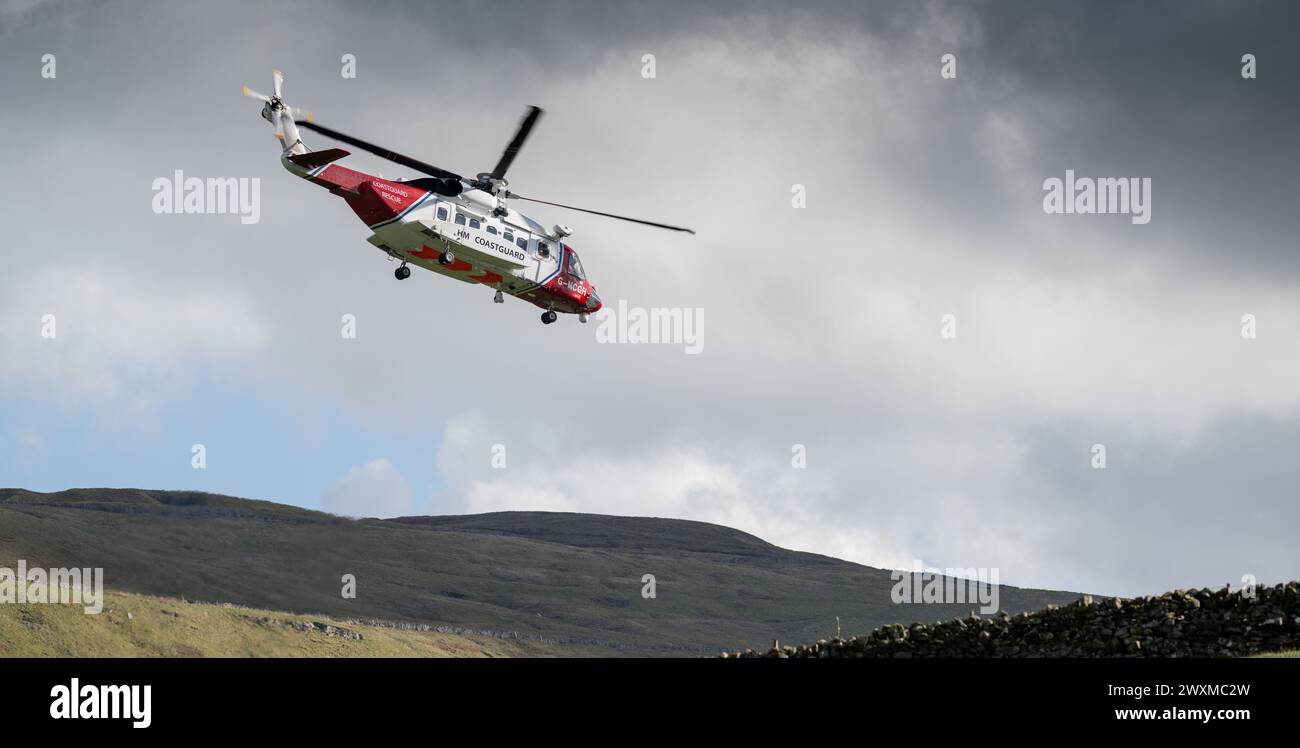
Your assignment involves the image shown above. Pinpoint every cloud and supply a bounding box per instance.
[321,458,412,518]
[0,264,266,419]
[438,413,934,577]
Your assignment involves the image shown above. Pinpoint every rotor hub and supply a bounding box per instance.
[475,172,509,194]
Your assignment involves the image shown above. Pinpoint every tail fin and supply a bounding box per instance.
[286,148,351,171]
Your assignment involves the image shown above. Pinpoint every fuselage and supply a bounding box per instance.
[280,149,601,316]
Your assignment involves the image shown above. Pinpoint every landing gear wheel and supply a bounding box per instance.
[541,310,558,325]
[438,251,455,267]
[394,265,411,280]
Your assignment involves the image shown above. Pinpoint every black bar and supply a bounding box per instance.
[1,656,1290,734]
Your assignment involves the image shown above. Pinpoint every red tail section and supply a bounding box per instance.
[285,150,431,228]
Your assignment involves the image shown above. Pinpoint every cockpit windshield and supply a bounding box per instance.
[565,249,586,280]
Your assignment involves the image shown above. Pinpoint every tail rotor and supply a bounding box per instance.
[243,69,311,154]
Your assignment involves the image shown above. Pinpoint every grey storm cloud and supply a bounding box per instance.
[1,0,1297,597]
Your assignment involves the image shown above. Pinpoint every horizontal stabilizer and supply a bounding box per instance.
[287,148,351,169]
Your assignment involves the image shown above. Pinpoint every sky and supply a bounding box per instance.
[0,0,1297,597]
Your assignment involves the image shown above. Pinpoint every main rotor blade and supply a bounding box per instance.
[489,106,543,181]
[403,176,464,197]
[507,193,695,235]
[242,86,270,102]
[294,120,464,182]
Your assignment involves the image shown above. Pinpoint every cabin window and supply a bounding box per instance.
[469,218,481,229]
[436,207,448,221]
[454,212,466,226]
[566,251,586,280]
[486,225,497,235]
[516,237,528,251]
[503,231,514,243]
[537,242,551,258]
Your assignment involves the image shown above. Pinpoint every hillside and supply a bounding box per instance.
[0,488,1082,655]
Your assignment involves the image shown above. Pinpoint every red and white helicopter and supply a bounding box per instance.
[243,70,693,324]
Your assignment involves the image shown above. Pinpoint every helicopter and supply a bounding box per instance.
[242,70,694,325]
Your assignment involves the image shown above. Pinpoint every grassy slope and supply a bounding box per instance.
[0,488,1083,654]
[0,588,599,657]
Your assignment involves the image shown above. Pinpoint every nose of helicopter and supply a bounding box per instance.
[585,289,601,313]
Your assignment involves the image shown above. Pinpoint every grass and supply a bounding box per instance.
[0,588,604,657]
